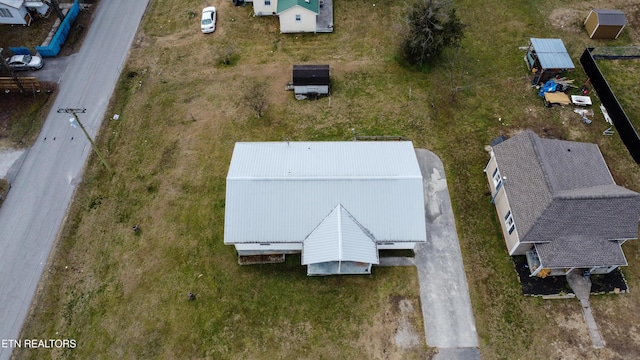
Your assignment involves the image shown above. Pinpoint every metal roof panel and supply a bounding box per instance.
[530,38,575,70]
[224,142,426,245]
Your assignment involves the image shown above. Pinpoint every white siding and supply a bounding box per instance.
[278,6,316,33]
[253,0,277,16]
[234,243,302,251]
[0,3,27,25]
[485,154,523,254]
[377,243,416,250]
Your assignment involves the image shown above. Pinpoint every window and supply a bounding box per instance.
[264,0,271,5]
[504,210,515,235]
[295,14,301,22]
[0,8,13,18]
[492,168,502,188]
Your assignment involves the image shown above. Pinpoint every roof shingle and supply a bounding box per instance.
[492,130,640,268]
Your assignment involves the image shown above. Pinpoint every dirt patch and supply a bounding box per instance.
[549,0,640,42]
[0,84,56,143]
[355,295,428,360]
[394,298,421,349]
[548,8,586,34]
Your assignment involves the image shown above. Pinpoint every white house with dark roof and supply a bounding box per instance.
[485,130,640,277]
[224,141,427,276]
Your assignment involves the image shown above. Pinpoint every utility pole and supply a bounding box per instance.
[57,108,113,174]
[49,0,66,22]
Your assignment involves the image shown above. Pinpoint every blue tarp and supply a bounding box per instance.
[538,80,563,97]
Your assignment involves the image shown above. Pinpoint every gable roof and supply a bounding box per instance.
[224,141,427,246]
[0,0,24,9]
[530,38,575,70]
[492,130,640,267]
[535,236,627,268]
[293,65,330,86]
[591,9,626,26]
[277,0,319,14]
[302,204,379,265]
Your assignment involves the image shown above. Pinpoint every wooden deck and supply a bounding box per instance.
[0,77,41,93]
[238,253,286,265]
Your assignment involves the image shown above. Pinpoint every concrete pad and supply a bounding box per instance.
[567,270,605,348]
[0,149,26,180]
[414,149,480,351]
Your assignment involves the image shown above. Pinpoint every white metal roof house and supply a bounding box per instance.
[224,141,427,276]
[0,0,49,26]
[485,130,640,278]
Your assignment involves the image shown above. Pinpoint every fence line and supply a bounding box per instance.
[36,0,80,57]
[8,47,31,55]
[579,48,640,164]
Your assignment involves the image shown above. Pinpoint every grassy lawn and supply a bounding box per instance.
[15,0,640,359]
[596,58,640,132]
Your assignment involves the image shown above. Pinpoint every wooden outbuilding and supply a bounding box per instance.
[524,38,575,84]
[584,9,626,39]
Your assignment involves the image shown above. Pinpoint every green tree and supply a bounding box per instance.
[401,0,466,67]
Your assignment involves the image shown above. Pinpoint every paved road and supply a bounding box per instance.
[27,53,78,84]
[415,149,480,359]
[0,2,149,359]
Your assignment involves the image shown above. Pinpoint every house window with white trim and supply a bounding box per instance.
[295,14,301,22]
[492,168,502,188]
[264,0,271,5]
[0,8,13,17]
[505,210,515,235]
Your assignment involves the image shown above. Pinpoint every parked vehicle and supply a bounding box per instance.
[201,7,217,33]
[5,54,44,71]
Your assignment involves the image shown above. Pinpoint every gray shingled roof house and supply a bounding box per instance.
[485,130,640,277]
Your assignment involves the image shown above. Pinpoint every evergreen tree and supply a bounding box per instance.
[401,0,466,67]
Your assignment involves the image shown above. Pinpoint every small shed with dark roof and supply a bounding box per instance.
[584,9,626,39]
[290,64,330,99]
[485,130,640,277]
